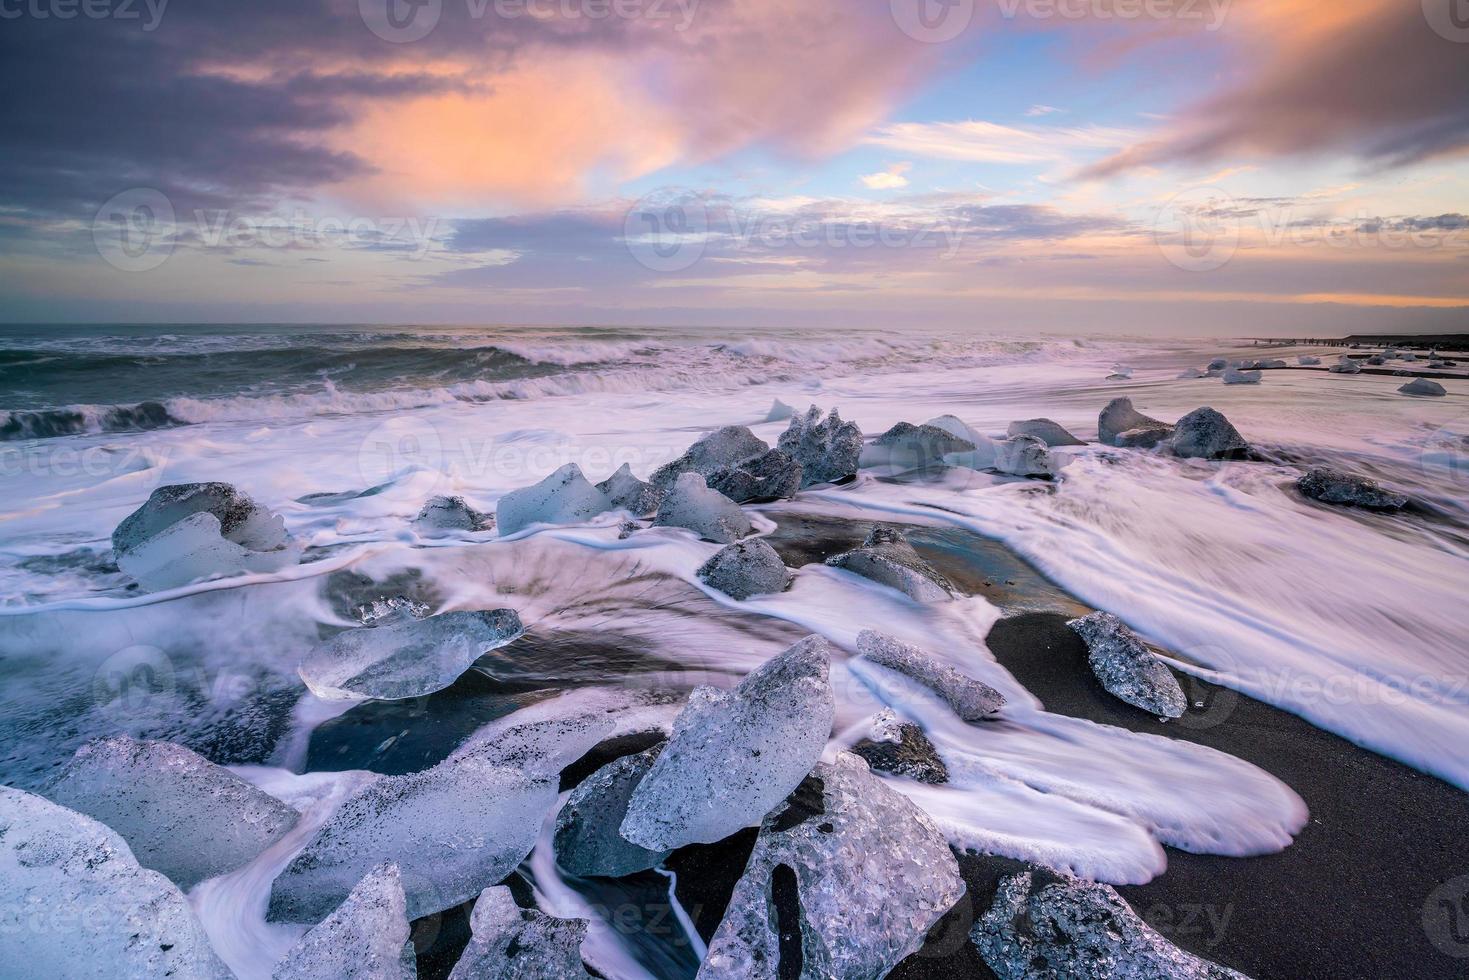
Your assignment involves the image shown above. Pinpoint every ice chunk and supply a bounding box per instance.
[1222,367,1262,385]
[44,736,298,890]
[929,414,997,469]
[1297,468,1408,511]
[972,871,1247,980]
[861,422,975,470]
[855,630,1005,721]
[697,539,791,600]
[1178,367,1208,379]
[1207,358,1229,371]
[707,448,802,503]
[827,526,955,602]
[765,398,795,423]
[0,786,229,979]
[113,481,289,556]
[116,510,301,591]
[1099,398,1172,447]
[554,746,671,878]
[415,495,493,533]
[1067,612,1187,719]
[1399,378,1447,397]
[651,426,770,496]
[1298,355,1322,365]
[497,464,612,536]
[272,863,414,980]
[1115,426,1174,449]
[1329,356,1362,374]
[595,463,659,516]
[698,753,965,980]
[299,609,524,702]
[778,406,863,487]
[448,886,591,980]
[850,709,948,784]
[1171,407,1250,460]
[1008,418,1085,447]
[653,473,752,544]
[353,595,431,627]
[1366,355,1388,366]
[621,636,835,850]
[992,434,1059,478]
[269,716,597,922]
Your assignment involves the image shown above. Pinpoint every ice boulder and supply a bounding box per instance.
[850,709,948,784]
[1099,398,1173,447]
[272,863,415,980]
[1329,357,1362,375]
[1008,418,1085,447]
[1067,612,1187,719]
[112,482,299,591]
[697,539,791,600]
[653,473,752,543]
[651,426,770,496]
[972,871,1247,980]
[448,886,591,980]
[1207,358,1229,371]
[269,716,606,923]
[1297,468,1408,511]
[415,495,493,533]
[0,786,230,980]
[778,406,863,487]
[1399,378,1447,397]
[621,636,835,851]
[596,463,659,516]
[707,448,802,503]
[826,526,955,602]
[1115,426,1174,449]
[44,736,298,890]
[861,422,976,470]
[1222,367,1262,385]
[855,630,1005,721]
[1366,355,1388,366]
[1177,367,1209,380]
[1171,407,1250,460]
[765,398,795,423]
[1400,352,1419,362]
[299,608,524,702]
[929,414,997,469]
[698,753,965,980]
[1298,355,1322,366]
[992,434,1060,478]
[554,746,671,878]
[497,464,612,536]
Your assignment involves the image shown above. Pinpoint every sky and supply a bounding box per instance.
[0,0,1466,334]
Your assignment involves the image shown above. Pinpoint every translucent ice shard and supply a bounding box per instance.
[497,464,612,537]
[447,886,592,980]
[272,863,415,980]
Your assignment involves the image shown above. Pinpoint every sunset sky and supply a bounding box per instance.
[1,0,1466,332]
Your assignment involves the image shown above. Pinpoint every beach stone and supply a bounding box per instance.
[992,434,1060,478]
[497,464,613,536]
[1297,468,1408,511]
[448,886,591,980]
[1171,407,1250,460]
[596,463,659,516]
[972,870,1248,980]
[653,473,753,543]
[855,630,1005,721]
[707,448,803,503]
[1399,378,1447,397]
[851,709,948,784]
[621,636,834,851]
[415,495,493,533]
[44,736,298,890]
[652,426,770,496]
[1008,418,1085,447]
[553,747,671,878]
[779,406,863,487]
[698,753,965,980]
[272,863,414,980]
[826,526,955,602]
[697,539,791,600]
[1100,398,1173,447]
[1067,612,1187,719]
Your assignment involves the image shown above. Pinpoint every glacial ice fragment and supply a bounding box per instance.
[826,526,955,602]
[497,464,613,536]
[447,886,591,980]
[653,473,753,543]
[1298,355,1321,365]
[1099,398,1173,447]
[1066,612,1187,719]
[45,735,298,890]
[854,630,1005,721]
[1171,407,1250,460]
[554,746,671,878]
[861,422,976,470]
[651,426,771,496]
[707,448,802,503]
[779,406,863,487]
[1399,378,1447,397]
[272,863,415,980]
[697,538,791,600]
[1296,468,1408,511]
[850,709,949,784]
[992,434,1059,478]
[1008,418,1085,447]
[1329,356,1362,374]
[765,398,796,422]
[596,463,659,516]
[1223,367,1262,385]
[415,495,493,533]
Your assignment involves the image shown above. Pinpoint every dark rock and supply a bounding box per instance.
[851,710,948,784]
[1171,407,1250,460]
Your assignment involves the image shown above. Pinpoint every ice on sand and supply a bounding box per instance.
[621,636,835,851]
[299,608,524,702]
[779,406,863,487]
[554,746,671,878]
[651,425,770,496]
[1296,468,1408,511]
[1099,398,1172,447]
[1222,367,1262,385]
[448,886,592,980]
[497,464,612,536]
[992,434,1059,478]
[596,463,659,516]
[45,735,298,890]
[0,786,230,980]
[861,422,976,470]
[1067,612,1187,719]
[699,753,965,980]
[1171,407,1250,460]
[1399,378,1447,397]
[697,539,791,600]
[272,863,415,980]
[855,630,1004,721]
[1008,418,1085,447]
[415,495,493,533]
[826,526,955,602]
[653,473,752,543]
